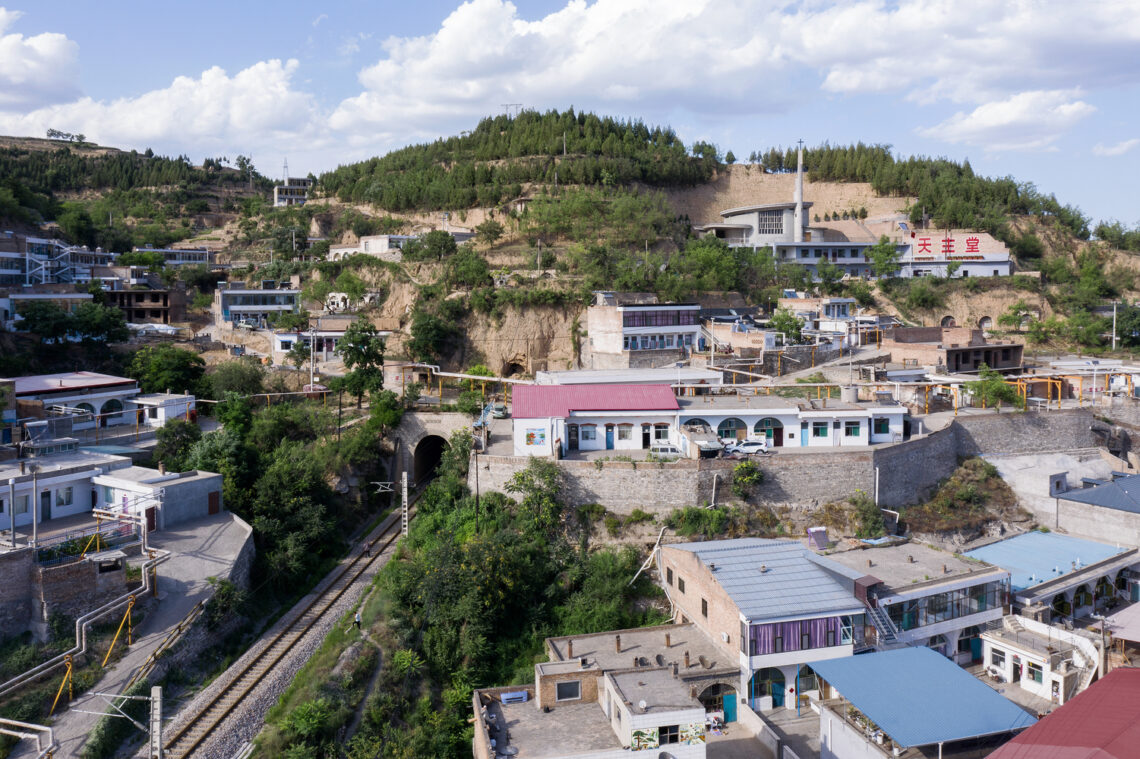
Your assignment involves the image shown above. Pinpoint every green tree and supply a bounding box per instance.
[339,317,386,407]
[505,458,565,534]
[445,248,491,289]
[16,300,72,342]
[768,308,803,344]
[725,150,737,164]
[866,235,901,278]
[475,218,504,246]
[210,358,265,396]
[997,300,1034,331]
[127,345,206,395]
[1116,303,1140,347]
[964,363,1024,411]
[153,418,202,472]
[408,310,457,363]
[419,229,459,261]
[72,302,129,343]
[814,258,844,295]
[286,339,310,372]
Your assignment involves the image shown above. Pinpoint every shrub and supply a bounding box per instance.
[665,506,735,537]
[731,460,764,499]
[851,490,885,539]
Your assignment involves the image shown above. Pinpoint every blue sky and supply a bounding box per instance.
[1,1,1138,227]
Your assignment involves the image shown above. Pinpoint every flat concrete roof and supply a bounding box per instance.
[608,668,703,713]
[536,367,723,385]
[486,696,622,758]
[0,450,131,482]
[827,542,1005,593]
[132,393,194,404]
[2,371,136,396]
[547,624,728,674]
[982,626,1076,658]
[98,465,177,485]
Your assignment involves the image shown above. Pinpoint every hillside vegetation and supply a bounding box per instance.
[317,109,720,210]
[0,138,268,250]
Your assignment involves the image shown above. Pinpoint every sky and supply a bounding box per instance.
[1,0,1138,227]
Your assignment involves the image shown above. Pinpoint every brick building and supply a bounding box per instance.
[881,326,1023,372]
[658,539,870,714]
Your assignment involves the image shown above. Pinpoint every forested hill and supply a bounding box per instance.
[753,142,1092,241]
[0,138,269,250]
[318,108,721,211]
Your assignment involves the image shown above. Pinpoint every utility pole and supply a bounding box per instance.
[1113,301,1118,351]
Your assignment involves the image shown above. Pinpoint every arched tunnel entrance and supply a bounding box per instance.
[413,435,449,485]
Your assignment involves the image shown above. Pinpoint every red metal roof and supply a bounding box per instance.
[512,384,679,419]
[987,668,1140,759]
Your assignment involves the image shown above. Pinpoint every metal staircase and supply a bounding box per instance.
[865,604,899,645]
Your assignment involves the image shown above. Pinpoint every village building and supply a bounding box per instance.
[812,647,1035,759]
[676,394,907,449]
[881,326,1024,373]
[980,614,1102,707]
[0,446,221,533]
[827,541,1009,664]
[965,531,1139,623]
[472,624,731,759]
[658,538,869,715]
[584,292,703,370]
[212,280,300,327]
[986,667,1140,759]
[128,246,215,266]
[272,176,313,207]
[510,385,909,457]
[2,372,140,430]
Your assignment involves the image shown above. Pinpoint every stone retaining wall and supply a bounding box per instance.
[472,409,1103,515]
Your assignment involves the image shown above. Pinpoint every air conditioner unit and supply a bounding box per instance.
[720,632,729,643]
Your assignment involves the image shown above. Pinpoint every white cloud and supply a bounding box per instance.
[1,1,1138,168]
[325,0,1140,151]
[0,59,325,160]
[918,90,1096,151]
[0,7,80,109]
[1093,138,1140,157]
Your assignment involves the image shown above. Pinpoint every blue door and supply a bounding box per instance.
[970,637,983,662]
[605,426,614,449]
[723,693,737,723]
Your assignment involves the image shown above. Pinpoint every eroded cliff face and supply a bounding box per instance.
[450,304,582,375]
[875,284,1053,331]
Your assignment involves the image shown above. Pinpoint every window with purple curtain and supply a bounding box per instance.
[749,617,841,655]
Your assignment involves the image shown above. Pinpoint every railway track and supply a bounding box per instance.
[162,501,413,759]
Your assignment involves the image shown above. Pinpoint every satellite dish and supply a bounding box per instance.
[638,699,647,711]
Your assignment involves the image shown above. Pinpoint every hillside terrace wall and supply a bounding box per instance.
[472,409,1101,514]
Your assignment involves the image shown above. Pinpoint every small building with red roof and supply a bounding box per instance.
[986,666,1140,759]
[511,384,680,456]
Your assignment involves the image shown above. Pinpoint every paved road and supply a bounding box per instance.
[13,513,251,759]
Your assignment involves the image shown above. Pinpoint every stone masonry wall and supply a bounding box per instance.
[954,408,1097,456]
[872,427,959,509]
[473,409,1106,516]
[0,549,33,637]
[33,558,127,622]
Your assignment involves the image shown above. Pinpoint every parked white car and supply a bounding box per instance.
[725,439,769,455]
[649,444,682,459]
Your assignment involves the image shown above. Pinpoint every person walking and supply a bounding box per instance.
[354,611,361,630]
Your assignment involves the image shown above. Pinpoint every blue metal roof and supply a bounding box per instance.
[668,538,866,622]
[1059,474,1140,514]
[964,531,1127,592]
[811,648,1036,748]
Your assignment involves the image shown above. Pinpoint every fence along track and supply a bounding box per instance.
[161,510,407,758]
